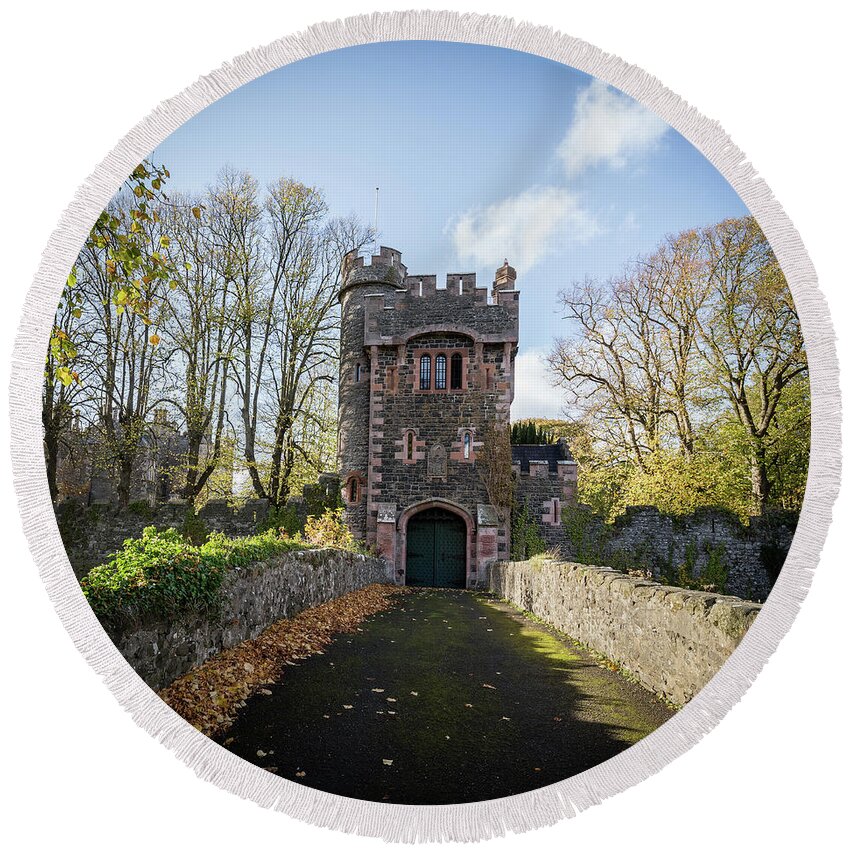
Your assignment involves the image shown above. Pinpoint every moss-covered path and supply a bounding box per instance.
[219,589,673,804]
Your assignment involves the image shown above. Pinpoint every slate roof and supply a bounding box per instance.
[511,439,574,473]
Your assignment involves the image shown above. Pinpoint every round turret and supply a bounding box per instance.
[337,247,407,539]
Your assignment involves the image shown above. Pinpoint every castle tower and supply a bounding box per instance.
[338,247,407,540]
[336,246,521,587]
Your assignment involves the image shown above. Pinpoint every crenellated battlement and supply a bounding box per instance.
[344,245,407,275]
[363,281,519,310]
[367,272,519,310]
[342,247,520,309]
[341,246,408,297]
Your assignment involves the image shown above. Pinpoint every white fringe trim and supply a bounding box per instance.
[8,10,841,843]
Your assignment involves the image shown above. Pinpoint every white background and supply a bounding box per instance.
[1,2,847,847]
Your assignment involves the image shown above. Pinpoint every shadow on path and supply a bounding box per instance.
[219,589,673,804]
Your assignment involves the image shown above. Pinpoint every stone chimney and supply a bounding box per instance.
[493,259,517,295]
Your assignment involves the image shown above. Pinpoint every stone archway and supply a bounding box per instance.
[405,508,466,587]
[398,500,475,588]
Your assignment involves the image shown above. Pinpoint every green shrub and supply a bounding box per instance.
[663,540,728,593]
[127,500,156,521]
[510,501,546,560]
[700,543,728,593]
[200,528,304,567]
[561,503,609,564]
[181,506,210,546]
[81,527,224,630]
[258,502,303,537]
[81,526,308,631]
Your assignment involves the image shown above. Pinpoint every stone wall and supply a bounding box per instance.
[57,499,273,577]
[558,505,796,603]
[110,548,391,691]
[490,558,761,706]
[56,473,342,578]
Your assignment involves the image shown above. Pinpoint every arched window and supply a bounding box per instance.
[450,353,463,390]
[435,354,447,390]
[463,431,472,460]
[406,431,414,461]
[419,354,431,389]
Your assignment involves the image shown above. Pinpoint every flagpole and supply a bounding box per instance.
[373,186,379,255]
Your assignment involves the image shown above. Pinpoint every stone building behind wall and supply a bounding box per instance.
[55,409,233,506]
[336,246,577,588]
[511,440,578,548]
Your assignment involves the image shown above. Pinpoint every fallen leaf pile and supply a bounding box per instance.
[158,583,409,739]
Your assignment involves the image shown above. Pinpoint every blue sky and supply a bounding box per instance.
[151,40,748,418]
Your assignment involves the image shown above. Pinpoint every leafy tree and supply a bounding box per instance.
[548,216,809,519]
[695,218,807,514]
[45,161,175,504]
[510,419,555,444]
[60,161,175,352]
[43,286,87,502]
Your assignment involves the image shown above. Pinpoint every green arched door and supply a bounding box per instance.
[405,508,467,588]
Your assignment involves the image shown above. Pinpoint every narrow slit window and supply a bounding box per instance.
[463,432,471,459]
[355,363,362,382]
[348,478,358,503]
[406,431,414,461]
[419,354,431,389]
[435,354,446,390]
[450,353,463,389]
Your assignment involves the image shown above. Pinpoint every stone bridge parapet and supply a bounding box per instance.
[490,558,762,705]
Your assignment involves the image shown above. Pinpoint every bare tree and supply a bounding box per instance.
[74,193,170,507]
[161,196,237,503]
[477,423,514,521]
[549,275,668,471]
[226,175,372,506]
[263,206,372,505]
[638,229,709,455]
[207,169,265,501]
[47,167,372,511]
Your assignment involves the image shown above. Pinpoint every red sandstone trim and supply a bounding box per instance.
[413,349,468,394]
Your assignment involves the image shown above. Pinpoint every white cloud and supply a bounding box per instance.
[450,81,665,275]
[511,350,564,420]
[558,80,668,178]
[452,186,598,272]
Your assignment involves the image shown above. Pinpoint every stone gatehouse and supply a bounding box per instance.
[336,246,577,588]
